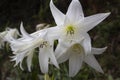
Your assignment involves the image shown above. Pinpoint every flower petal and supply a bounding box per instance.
[57,50,70,64]
[91,47,107,55]
[50,0,65,25]
[69,54,84,77]
[84,55,104,73]
[80,12,110,32]
[55,39,71,59]
[38,49,49,73]
[26,50,34,72]
[47,26,62,40]
[12,52,26,70]
[20,22,33,38]
[66,0,84,23]
[48,50,59,68]
[47,40,59,68]
[81,33,91,54]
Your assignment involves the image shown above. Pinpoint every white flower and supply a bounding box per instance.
[50,0,110,58]
[49,0,110,77]
[4,28,19,42]
[10,23,59,73]
[0,28,19,48]
[57,41,107,77]
[0,31,7,48]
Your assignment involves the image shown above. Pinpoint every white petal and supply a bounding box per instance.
[20,22,33,38]
[50,0,65,25]
[39,30,48,39]
[26,51,34,72]
[66,0,84,23]
[57,51,70,64]
[46,40,59,68]
[81,33,91,54]
[80,12,110,32]
[12,52,26,70]
[63,16,71,26]
[55,39,71,59]
[39,49,49,73]
[48,50,59,68]
[91,47,107,55]
[84,55,104,73]
[47,26,62,40]
[20,62,24,70]
[69,54,84,77]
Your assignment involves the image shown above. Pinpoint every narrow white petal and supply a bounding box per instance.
[39,49,49,73]
[91,47,107,55]
[48,51,59,68]
[26,51,34,72]
[80,12,110,32]
[45,40,59,68]
[20,22,32,38]
[84,55,104,73]
[81,33,91,54]
[66,0,84,23]
[50,0,65,25]
[20,62,24,70]
[12,52,26,70]
[69,54,84,77]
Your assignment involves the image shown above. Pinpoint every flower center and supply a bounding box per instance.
[65,25,75,36]
[71,43,84,54]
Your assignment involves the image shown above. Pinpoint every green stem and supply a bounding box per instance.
[44,74,50,80]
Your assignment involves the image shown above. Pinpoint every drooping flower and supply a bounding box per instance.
[57,41,107,77]
[50,0,110,58]
[10,23,59,73]
[0,28,19,48]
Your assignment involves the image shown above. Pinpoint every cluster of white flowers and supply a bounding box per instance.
[0,0,110,77]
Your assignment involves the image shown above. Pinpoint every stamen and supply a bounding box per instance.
[40,41,51,48]
[66,25,75,36]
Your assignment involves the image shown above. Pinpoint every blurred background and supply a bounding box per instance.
[0,0,120,80]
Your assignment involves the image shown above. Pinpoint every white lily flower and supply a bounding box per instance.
[4,28,19,42]
[10,23,59,73]
[57,40,107,77]
[50,0,110,32]
[0,28,19,48]
[50,0,110,57]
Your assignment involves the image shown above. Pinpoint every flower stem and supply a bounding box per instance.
[44,74,51,80]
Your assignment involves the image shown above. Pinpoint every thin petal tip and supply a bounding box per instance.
[104,46,107,50]
[50,0,53,5]
[99,69,104,74]
[104,12,111,16]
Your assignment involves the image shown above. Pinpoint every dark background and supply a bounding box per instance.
[0,0,120,80]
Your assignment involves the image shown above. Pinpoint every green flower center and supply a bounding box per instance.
[66,25,75,35]
[71,44,84,54]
